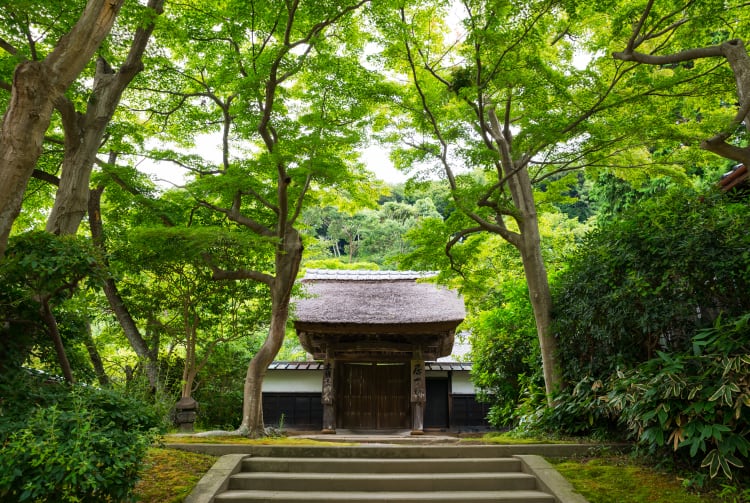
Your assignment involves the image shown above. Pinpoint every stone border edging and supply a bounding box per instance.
[515,454,589,503]
[183,453,247,503]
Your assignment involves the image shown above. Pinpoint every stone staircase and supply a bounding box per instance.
[211,445,558,502]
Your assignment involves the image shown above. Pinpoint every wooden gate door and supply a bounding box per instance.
[337,363,410,430]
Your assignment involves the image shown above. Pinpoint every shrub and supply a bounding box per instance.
[0,375,162,502]
[469,280,544,428]
[554,188,750,381]
[605,314,750,481]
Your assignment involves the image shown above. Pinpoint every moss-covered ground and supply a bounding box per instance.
[163,433,355,445]
[550,455,731,503]
[133,448,217,503]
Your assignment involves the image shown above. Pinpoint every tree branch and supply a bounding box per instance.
[445,226,483,277]
[201,252,274,285]
[614,44,724,65]
[32,169,60,186]
[197,195,276,238]
[290,173,312,227]
[0,36,19,56]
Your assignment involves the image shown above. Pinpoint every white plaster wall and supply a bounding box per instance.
[262,369,479,394]
[451,371,477,394]
[262,370,323,393]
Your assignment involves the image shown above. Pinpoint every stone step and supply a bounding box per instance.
[242,456,522,474]
[198,448,577,503]
[228,471,538,492]
[213,489,556,502]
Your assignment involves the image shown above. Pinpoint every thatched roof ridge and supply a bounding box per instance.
[295,269,465,325]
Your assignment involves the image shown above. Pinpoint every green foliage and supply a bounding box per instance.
[301,197,442,267]
[604,315,750,481]
[470,280,542,428]
[192,339,261,430]
[302,258,380,271]
[554,187,750,380]
[400,206,586,428]
[0,232,105,375]
[547,186,750,481]
[1,231,104,302]
[0,372,162,502]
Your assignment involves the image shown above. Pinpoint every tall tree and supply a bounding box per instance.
[0,0,124,256]
[135,0,379,436]
[87,159,172,391]
[114,224,269,404]
[376,0,693,399]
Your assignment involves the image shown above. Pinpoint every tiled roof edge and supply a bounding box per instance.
[268,361,472,371]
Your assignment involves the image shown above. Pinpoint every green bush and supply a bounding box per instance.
[540,187,750,478]
[553,188,750,381]
[469,280,544,428]
[605,314,750,482]
[0,375,162,502]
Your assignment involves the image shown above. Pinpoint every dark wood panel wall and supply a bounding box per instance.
[335,362,410,430]
[262,390,490,431]
[262,392,323,430]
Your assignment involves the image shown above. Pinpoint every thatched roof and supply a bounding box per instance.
[294,270,466,325]
[293,269,466,361]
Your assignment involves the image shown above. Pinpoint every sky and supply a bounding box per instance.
[359,145,407,184]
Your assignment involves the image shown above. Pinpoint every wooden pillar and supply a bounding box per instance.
[321,354,336,434]
[410,356,426,435]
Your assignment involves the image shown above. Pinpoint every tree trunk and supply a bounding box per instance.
[0,0,125,256]
[239,305,289,437]
[82,319,110,387]
[518,227,561,399]
[39,297,75,384]
[46,0,165,235]
[88,185,161,391]
[506,160,561,401]
[239,228,303,437]
[181,315,197,399]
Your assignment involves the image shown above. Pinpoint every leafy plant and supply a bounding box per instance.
[554,187,750,382]
[605,315,750,481]
[469,279,543,428]
[0,373,163,502]
[0,231,106,382]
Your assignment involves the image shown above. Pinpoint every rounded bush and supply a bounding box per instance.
[0,379,162,502]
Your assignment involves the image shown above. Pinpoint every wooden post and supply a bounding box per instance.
[321,354,336,434]
[410,355,426,435]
